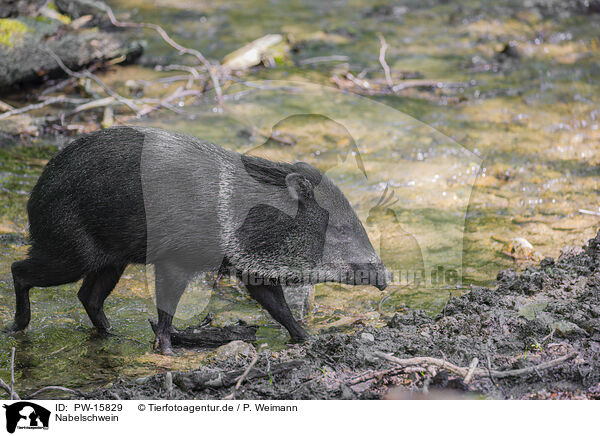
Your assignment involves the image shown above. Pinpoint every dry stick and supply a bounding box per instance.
[298,55,350,65]
[43,48,140,113]
[87,0,223,105]
[0,377,19,400]
[71,96,117,114]
[0,100,15,112]
[392,80,463,92]
[135,88,202,118]
[161,65,202,89]
[373,351,578,381]
[377,33,393,88]
[0,96,68,120]
[10,347,16,400]
[26,386,81,399]
[579,209,600,217]
[164,372,173,400]
[463,357,479,384]
[348,366,405,386]
[223,345,266,400]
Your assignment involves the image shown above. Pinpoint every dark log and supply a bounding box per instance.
[173,360,304,391]
[0,14,142,92]
[148,319,259,348]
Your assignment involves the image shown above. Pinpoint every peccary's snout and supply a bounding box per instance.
[349,258,390,291]
[375,262,390,291]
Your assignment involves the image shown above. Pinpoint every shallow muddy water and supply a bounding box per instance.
[0,0,599,395]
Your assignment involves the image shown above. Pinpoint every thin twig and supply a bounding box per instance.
[0,96,67,120]
[579,209,600,217]
[43,48,140,113]
[348,366,405,385]
[223,345,265,400]
[85,0,223,105]
[377,33,393,88]
[10,347,16,400]
[0,377,19,400]
[298,55,349,65]
[160,65,202,89]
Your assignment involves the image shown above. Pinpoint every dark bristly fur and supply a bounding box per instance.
[7,126,388,354]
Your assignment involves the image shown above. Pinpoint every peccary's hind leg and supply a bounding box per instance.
[154,262,190,355]
[9,261,32,331]
[7,256,84,332]
[245,283,308,342]
[78,264,125,333]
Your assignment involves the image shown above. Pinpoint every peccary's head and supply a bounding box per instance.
[225,155,389,290]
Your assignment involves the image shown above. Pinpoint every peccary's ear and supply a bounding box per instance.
[286,173,313,202]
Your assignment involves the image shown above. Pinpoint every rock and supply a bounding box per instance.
[134,375,152,385]
[0,0,46,18]
[502,237,543,261]
[360,332,375,343]
[209,340,255,361]
[222,34,286,70]
[552,320,587,338]
[55,0,107,19]
[518,300,549,321]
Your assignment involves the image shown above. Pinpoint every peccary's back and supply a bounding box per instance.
[27,126,230,271]
[28,127,148,265]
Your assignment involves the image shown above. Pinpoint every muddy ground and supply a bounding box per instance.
[76,232,600,400]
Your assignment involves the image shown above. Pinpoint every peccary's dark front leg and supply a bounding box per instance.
[154,261,190,355]
[245,283,308,342]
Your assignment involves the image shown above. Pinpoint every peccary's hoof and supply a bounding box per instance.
[162,347,175,356]
[3,322,27,333]
[93,328,115,338]
[153,336,175,356]
[290,334,309,344]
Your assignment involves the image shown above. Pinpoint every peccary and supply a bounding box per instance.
[7,126,388,354]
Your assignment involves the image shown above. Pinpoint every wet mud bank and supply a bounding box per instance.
[81,232,600,400]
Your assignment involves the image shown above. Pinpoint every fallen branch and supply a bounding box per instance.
[223,344,266,400]
[84,0,223,105]
[463,357,479,384]
[373,351,578,381]
[174,360,303,392]
[149,320,258,348]
[377,33,393,88]
[348,366,405,386]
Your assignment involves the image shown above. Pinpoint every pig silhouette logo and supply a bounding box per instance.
[3,402,50,433]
